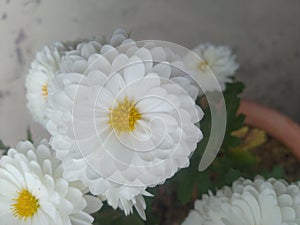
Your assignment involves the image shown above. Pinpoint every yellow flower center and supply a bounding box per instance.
[108,97,142,134]
[11,189,40,221]
[42,82,48,100]
[197,60,209,71]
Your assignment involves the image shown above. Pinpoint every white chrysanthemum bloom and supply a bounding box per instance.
[26,42,71,125]
[46,30,203,219]
[0,140,102,225]
[26,29,130,126]
[182,176,300,225]
[184,43,239,93]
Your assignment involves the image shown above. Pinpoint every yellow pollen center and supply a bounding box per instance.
[11,189,40,221]
[108,97,142,134]
[42,82,48,100]
[197,60,209,71]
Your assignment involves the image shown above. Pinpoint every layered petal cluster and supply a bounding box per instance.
[45,30,203,219]
[26,42,71,125]
[182,176,300,225]
[184,43,239,93]
[0,140,102,225]
[26,29,130,126]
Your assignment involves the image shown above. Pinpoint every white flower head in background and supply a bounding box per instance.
[0,140,102,225]
[25,42,70,126]
[184,43,239,93]
[182,176,300,225]
[46,29,203,219]
[25,30,128,126]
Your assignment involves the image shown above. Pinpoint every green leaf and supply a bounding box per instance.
[0,139,10,154]
[261,165,285,179]
[223,82,245,144]
[227,147,257,169]
[196,170,213,196]
[177,169,196,204]
[224,168,243,185]
[26,127,33,143]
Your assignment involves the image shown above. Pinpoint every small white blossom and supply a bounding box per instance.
[184,43,239,93]
[183,176,300,225]
[0,140,102,225]
[25,42,71,125]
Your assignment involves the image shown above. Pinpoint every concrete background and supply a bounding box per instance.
[0,0,300,146]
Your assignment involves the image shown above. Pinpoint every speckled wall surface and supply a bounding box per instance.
[0,0,299,145]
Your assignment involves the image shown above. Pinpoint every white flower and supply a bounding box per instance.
[45,30,203,219]
[184,43,239,93]
[25,29,130,126]
[0,140,102,225]
[182,176,300,225]
[26,42,70,125]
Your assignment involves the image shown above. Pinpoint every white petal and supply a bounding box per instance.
[123,56,146,84]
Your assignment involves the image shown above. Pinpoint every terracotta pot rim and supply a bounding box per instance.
[238,99,300,160]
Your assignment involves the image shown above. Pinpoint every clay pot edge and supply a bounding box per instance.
[238,99,300,160]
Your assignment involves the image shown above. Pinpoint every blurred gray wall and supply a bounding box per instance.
[0,0,299,145]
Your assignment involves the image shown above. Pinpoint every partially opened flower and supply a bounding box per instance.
[26,42,70,125]
[182,176,300,225]
[46,30,203,219]
[26,29,130,126]
[0,140,102,225]
[184,43,239,93]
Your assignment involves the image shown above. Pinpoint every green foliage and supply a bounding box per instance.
[224,168,243,185]
[261,165,285,179]
[222,82,246,150]
[26,127,33,143]
[93,204,145,225]
[0,139,10,154]
[227,148,257,169]
[227,126,268,169]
